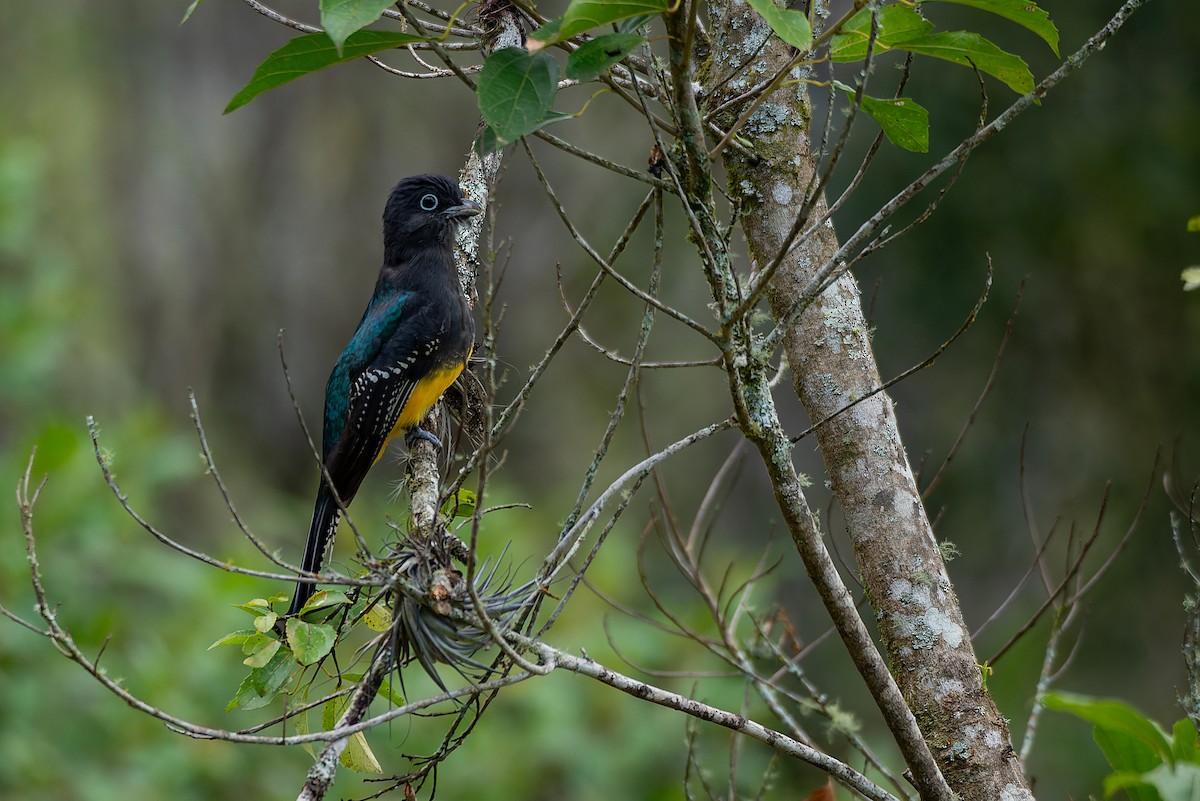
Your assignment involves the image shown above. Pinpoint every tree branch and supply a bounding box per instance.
[708,0,1032,797]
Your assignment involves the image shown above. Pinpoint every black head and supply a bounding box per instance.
[382,174,481,262]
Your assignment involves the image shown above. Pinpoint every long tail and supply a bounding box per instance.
[288,488,340,616]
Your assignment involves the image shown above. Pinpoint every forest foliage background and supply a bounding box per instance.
[1,1,1198,799]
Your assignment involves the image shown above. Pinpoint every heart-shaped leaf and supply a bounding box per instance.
[285,618,338,666]
[227,650,295,711]
[320,0,397,54]
[747,0,813,51]
[477,47,561,146]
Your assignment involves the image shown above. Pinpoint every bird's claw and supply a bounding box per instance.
[405,426,442,450]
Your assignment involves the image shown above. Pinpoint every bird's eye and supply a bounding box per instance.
[419,193,439,211]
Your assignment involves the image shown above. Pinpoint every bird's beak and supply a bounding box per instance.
[444,198,483,219]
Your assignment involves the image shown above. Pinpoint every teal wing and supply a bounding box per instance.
[321,291,412,458]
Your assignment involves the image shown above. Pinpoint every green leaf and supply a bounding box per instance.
[830,5,933,60]
[747,0,813,50]
[180,0,203,25]
[228,650,296,711]
[892,31,1033,94]
[440,488,478,520]
[285,618,338,665]
[1187,215,1200,233]
[235,598,275,616]
[225,30,424,114]
[318,681,385,772]
[1175,719,1200,764]
[830,5,1031,94]
[1096,728,1166,801]
[538,0,671,44]
[474,125,503,156]
[321,695,344,731]
[341,731,384,773]
[290,690,316,757]
[239,632,275,655]
[1105,770,1166,801]
[619,13,657,32]
[320,0,396,54]
[528,18,564,46]
[566,33,644,81]
[253,611,279,632]
[242,636,282,668]
[208,629,258,650]
[920,0,1059,55]
[364,602,393,632]
[378,676,406,707]
[477,47,561,146]
[860,94,929,153]
[834,81,929,152]
[1045,692,1174,766]
[1096,727,1166,800]
[299,589,351,614]
[1182,267,1200,292]
[1106,763,1200,801]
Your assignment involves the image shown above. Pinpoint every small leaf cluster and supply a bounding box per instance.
[211,591,349,710]
[209,589,398,773]
[825,0,1057,152]
[218,0,1061,158]
[1047,692,1200,800]
[476,11,653,149]
[476,0,1057,154]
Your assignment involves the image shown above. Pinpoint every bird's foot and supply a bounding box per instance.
[405,426,442,450]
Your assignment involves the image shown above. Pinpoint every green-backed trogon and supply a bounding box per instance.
[288,174,480,617]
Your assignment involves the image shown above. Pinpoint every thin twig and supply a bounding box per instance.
[789,259,992,444]
[522,141,718,343]
[989,454,1158,664]
[524,640,900,801]
[189,390,290,568]
[538,189,665,634]
[490,189,657,440]
[921,273,1023,499]
[88,416,321,584]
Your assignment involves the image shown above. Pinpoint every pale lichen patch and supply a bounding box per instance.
[890,578,964,649]
[745,102,792,136]
[934,678,965,703]
[1000,784,1036,801]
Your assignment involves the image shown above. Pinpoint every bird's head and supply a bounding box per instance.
[382,174,482,262]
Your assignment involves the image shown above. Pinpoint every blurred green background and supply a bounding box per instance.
[1,1,1197,799]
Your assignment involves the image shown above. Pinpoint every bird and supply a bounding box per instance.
[287,174,480,617]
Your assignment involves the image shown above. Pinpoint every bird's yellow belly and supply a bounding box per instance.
[373,360,467,463]
[396,362,465,430]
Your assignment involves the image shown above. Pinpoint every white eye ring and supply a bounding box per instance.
[419,193,439,211]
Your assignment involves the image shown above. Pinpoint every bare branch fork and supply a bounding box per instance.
[8,447,901,801]
[657,0,957,795]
